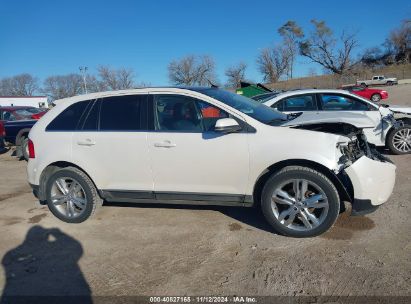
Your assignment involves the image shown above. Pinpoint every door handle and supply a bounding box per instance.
[154,141,176,148]
[77,139,96,146]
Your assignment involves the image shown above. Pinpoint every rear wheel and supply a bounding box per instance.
[387,125,411,154]
[371,93,381,102]
[387,81,393,86]
[45,167,102,223]
[261,166,340,238]
[21,137,29,161]
[360,83,367,88]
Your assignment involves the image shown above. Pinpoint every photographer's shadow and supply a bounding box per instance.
[1,226,91,303]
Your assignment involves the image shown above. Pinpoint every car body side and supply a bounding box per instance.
[27,88,396,212]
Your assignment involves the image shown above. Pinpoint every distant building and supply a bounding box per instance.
[0,96,48,108]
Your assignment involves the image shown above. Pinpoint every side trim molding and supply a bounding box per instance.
[99,190,254,207]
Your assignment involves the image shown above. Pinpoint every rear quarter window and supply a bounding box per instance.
[46,101,91,131]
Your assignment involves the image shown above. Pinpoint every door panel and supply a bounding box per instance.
[148,132,249,194]
[72,95,153,191]
[148,94,249,195]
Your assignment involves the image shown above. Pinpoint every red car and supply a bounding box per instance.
[0,106,48,121]
[340,85,388,102]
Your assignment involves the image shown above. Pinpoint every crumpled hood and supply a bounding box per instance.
[381,104,411,115]
[283,111,376,128]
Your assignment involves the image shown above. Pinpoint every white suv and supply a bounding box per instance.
[27,88,396,237]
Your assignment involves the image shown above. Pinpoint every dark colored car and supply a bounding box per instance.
[0,121,6,152]
[0,107,40,160]
[340,85,388,102]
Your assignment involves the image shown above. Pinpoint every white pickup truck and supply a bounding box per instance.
[356,75,398,87]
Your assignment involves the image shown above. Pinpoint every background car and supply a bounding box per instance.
[356,75,398,87]
[340,85,388,102]
[0,121,6,151]
[0,108,39,160]
[251,91,283,103]
[0,106,48,121]
[263,89,411,154]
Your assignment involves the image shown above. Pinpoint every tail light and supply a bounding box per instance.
[0,122,5,137]
[28,139,35,158]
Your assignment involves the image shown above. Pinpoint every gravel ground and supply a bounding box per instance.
[0,85,410,299]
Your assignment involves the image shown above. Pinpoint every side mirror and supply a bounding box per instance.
[215,118,241,133]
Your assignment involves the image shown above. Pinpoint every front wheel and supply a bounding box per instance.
[387,125,411,154]
[261,166,340,238]
[45,167,102,223]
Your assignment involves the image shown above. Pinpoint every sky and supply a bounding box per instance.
[0,0,410,86]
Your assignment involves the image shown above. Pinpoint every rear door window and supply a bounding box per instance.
[319,94,369,111]
[99,95,146,131]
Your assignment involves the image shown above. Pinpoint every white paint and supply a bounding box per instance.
[27,88,396,209]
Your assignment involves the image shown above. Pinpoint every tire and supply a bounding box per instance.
[360,83,367,88]
[387,81,393,86]
[21,137,29,161]
[261,166,340,238]
[387,125,411,155]
[371,93,381,102]
[45,167,102,223]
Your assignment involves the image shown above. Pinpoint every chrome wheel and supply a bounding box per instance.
[50,177,87,218]
[392,128,411,153]
[271,179,329,231]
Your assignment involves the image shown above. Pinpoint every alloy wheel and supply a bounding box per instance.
[50,177,88,218]
[392,128,411,153]
[271,179,329,231]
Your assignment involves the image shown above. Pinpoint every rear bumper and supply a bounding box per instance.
[345,156,396,206]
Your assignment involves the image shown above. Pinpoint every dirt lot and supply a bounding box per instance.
[0,85,410,299]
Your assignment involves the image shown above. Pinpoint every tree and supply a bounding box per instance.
[299,20,358,75]
[97,66,135,90]
[0,73,39,96]
[257,45,290,83]
[388,20,411,64]
[42,74,83,100]
[168,55,217,86]
[225,62,247,88]
[278,20,304,79]
[360,46,394,68]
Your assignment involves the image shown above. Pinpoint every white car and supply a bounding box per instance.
[356,75,398,87]
[27,88,396,237]
[261,89,411,154]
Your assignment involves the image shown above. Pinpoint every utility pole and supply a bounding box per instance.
[79,66,88,94]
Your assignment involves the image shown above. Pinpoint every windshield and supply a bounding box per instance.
[193,88,289,126]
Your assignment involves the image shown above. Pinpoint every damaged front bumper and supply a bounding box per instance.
[337,130,396,216]
[345,155,396,215]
